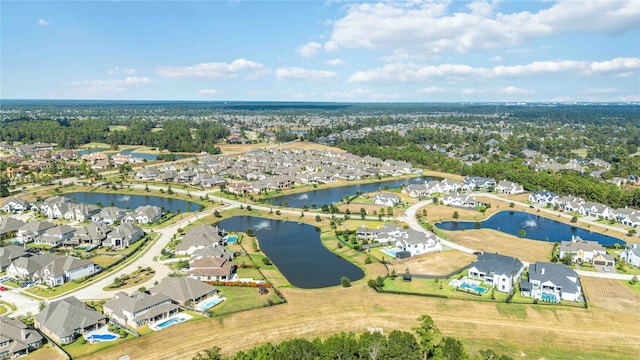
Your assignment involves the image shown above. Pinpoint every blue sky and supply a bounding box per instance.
[1,0,639,102]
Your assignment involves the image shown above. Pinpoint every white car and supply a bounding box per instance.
[603,266,610,272]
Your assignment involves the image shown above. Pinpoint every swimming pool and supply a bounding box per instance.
[86,333,118,342]
[459,282,488,294]
[150,314,192,331]
[226,235,238,243]
[196,296,224,311]
[540,293,558,302]
[380,248,397,258]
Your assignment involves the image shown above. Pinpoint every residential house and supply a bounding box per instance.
[520,262,582,302]
[135,167,160,181]
[373,193,401,207]
[91,206,127,225]
[1,197,30,213]
[578,202,613,220]
[620,244,640,268]
[124,205,163,224]
[68,222,111,247]
[559,236,615,266]
[226,182,251,195]
[103,291,179,329]
[33,224,75,247]
[35,297,107,345]
[36,196,72,219]
[0,316,43,359]
[175,225,226,256]
[467,253,525,293]
[0,245,28,272]
[441,192,468,207]
[63,203,100,222]
[495,180,524,195]
[104,223,144,250]
[394,229,442,257]
[0,217,25,240]
[152,277,218,307]
[614,208,640,227]
[7,253,99,286]
[16,221,55,243]
[402,184,428,198]
[557,196,585,213]
[187,257,235,281]
[356,223,405,245]
[463,176,496,190]
[528,190,559,205]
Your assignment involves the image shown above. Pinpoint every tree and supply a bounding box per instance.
[518,229,526,237]
[262,257,272,265]
[440,336,468,360]
[562,252,574,266]
[192,346,223,360]
[315,215,322,222]
[414,314,441,360]
[630,276,638,285]
[384,330,421,360]
[453,211,459,219]
[571,216,578,223]
[628,228,637,236]
[509,202,515,208]
[341,276,351,287]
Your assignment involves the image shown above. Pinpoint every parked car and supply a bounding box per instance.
[603,266,610,272]
[0,286,7,291]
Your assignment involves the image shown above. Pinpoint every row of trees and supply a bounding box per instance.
[193,315,513,360]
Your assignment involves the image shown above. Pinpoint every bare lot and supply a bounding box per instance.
[581,277,640,313]
[387,250,476,275]
[445,229,554,263]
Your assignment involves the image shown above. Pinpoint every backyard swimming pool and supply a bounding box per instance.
[459,282,488,294]
[85,333,118,343]
[150,313,192,331]
[225,235,238,243]
[196,296,224,311]
[380,248,397,258]
[541,293,559,302]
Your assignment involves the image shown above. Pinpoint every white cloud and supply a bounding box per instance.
[584,88,618,95]
[326,1,639,56]
[326,58,346,66]
[490,55,504,62]
[197,89,218,95]
[157,59,265,79]
[298,42,322,58]
[71,77,153,94]
[417,86,447,94]
[498,86,535,95]
[37,19,49,26]
[108,67,136,76]
[348,57,640,83]
[276,67,338,81]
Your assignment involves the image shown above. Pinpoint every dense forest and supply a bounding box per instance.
[191,315,513,360]
[0,118,228,153]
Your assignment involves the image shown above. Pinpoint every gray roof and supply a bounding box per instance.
[0,245,28,269]
[560,236,605,253]
[470,253,524,277]
[104,291,174,320]
[528,262,579,294]
[0,217,25,235]
[34,297,105,339]
[0,315,42,354]
[152,277,216,303]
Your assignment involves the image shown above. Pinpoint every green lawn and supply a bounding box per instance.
[64,333,134,358]
[90,255,123,268]
[25,281,85,298]
[207,286,282,318]
[383,276,506,302]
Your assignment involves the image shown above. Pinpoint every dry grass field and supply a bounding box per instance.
[217,142,344,155]
[83,280,640,360]
[445,229,554,264]
[581,277,640,313]
[387,249,476,275]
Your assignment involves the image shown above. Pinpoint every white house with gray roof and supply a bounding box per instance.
[467,253,525,293]
[1,197,30,213]
[103,291,179,329]
[34,297,107,345]
[0,245,28,272]
[374,193,400,207]
[620,243,640,268]
[124,205,163,224]
[176,225,226,256]
[104,223,144,250]
[7,253,100,287]
[394,229,441,257]
[0,316,43,359]
[521,262,582,302]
